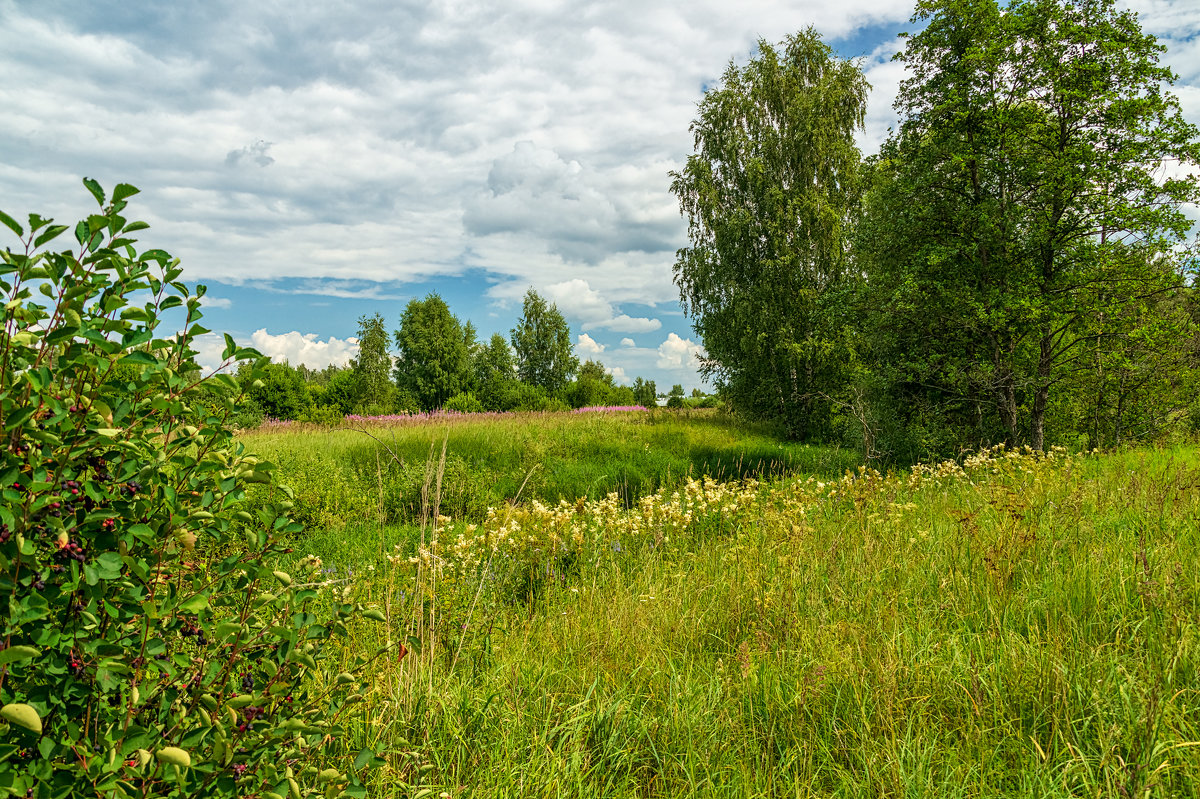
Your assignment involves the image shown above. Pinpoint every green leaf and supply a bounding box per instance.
[96,552,123,580]
[33,224,69,249]
[112,183,140,203]
[155,747,191,768]
[123,220,150,233]
[178,594,209,614]
[352,749,375,771]
[0,646,39,665]
[82,177,106,207]
[0,210,25,238]
[0,704,42,734]
[4,405,36,431]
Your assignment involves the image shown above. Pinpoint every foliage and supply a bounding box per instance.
[0,182,376,798]
[563,360,633,409]
[671,30,868,438]
[511,290,577,395]
[857,0,1200,452]
[349,313,393,413]
[393,294,472,411]
[443,392,484,414]
[632,377,657,409]
[310,367,359,418]
[239,361,311,421]
[472,334,516,411]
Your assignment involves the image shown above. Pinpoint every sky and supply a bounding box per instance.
[2,0,1198,391]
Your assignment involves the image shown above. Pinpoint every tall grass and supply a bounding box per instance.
[239,409,857,530]
[290,441,1200,797]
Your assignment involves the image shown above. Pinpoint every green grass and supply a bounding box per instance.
[239,409,858,531]
[257,414,1200,797]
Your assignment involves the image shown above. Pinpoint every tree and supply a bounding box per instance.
[393,293,472,411]
[511,289,578,395]
[670,30,868,438]
[565,359,618,408]
[633,377,657,408]
[667,384,686,409]
[860,0,1200,450]
[351,312,394,412]
[473,333,517,410]
[239,360,311,420]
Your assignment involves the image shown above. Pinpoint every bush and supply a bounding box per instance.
[444,392,484,413]
[0,182,377,797]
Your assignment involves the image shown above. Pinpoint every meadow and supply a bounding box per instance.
[245,412,1200,797]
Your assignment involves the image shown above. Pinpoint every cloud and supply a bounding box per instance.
[522,277,662,333]
[203,296,233,309]
[575,333,605,356]
[248,329,359,369]
[656,332,706,370]
[464,141,680,263]
[620,337,635,347]
[0,0,940,298]
[225,140,275,168]
[587,314,662,333]
[606,365,629,385]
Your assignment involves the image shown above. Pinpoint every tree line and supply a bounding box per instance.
[672,0,1200,460]
[237,288,715,424]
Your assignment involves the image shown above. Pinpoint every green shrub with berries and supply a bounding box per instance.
[0,181,382,798]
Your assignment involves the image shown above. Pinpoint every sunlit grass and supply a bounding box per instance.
[268,420,1200,797]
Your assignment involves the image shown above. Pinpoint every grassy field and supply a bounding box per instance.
[238,408,858,531]
[245,413,1200,797]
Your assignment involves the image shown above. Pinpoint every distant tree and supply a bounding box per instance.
[315,367,361,417]
[239,361,311,420]
[565,359,617,408]
[351,312,394,411]
[666,383,686,409]
[393,293,472,410]
[511,289,578,395]
[474,333,517,410]
[632,377,657,408]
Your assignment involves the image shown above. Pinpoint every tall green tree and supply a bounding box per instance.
[670,30,868,438]
[860,0,1200,451]
[511,289,578,395]
[393,293,472,410]
[473,333,517,410]
[632,377,657,408]
[350,312,394,412]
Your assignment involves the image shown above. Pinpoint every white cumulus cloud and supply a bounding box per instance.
[656,332,706,370]
[575,332,605,356]
[249,329,359,370]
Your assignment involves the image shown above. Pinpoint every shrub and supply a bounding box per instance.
[443,392,483,414]
[0,182,377,797]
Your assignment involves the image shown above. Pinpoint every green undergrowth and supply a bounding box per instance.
[238,410,857,530]
[290,443,1200,797]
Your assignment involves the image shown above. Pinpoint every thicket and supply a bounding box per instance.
[0,183,381,797]
[672,0,1200,460]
